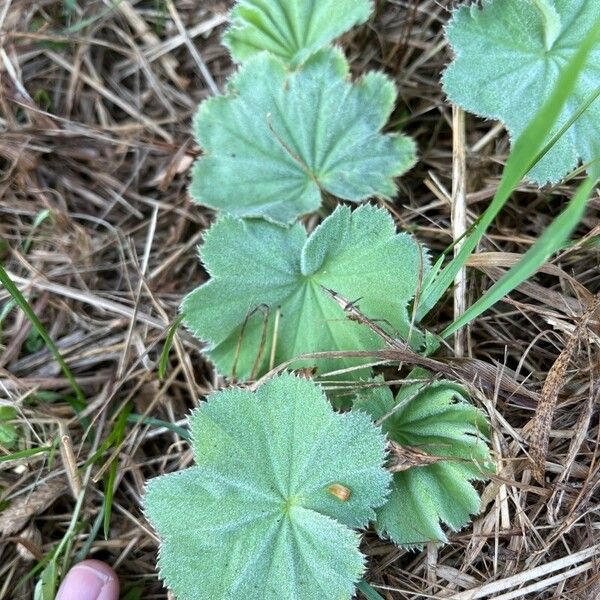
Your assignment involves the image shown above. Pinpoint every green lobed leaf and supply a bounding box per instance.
[443,0,600,184]
[355,376,494,548]
[190,48,416,225]
[181,204,429,381]
[224,0,374,66]
[144,373,391,600]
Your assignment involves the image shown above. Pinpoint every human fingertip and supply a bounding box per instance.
[55,559,119,600]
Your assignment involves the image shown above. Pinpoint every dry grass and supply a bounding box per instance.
[1,1,599,598]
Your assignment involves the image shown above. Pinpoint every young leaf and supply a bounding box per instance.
[0,406,18,448]
[34,560,57,600]
[181,204,429,381]
[355,377,494,548]
[443,0,600,184]
[224,0,373,66]
[144,373,391,600]
[190,48,416,225]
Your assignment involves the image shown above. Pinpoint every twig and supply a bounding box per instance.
[451,105,468,357]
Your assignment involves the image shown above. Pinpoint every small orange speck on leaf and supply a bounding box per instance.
[328,483,351,501]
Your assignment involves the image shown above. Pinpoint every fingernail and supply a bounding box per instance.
[55,560,120,600]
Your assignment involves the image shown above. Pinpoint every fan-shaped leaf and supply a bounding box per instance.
[443,0,600,184]
[191,48,416,225]
[181,204,429,381]
[224,0,374,66]
[144,373,391,600]
[355,376,494,548]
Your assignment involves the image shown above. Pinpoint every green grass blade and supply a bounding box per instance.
[0,264,85,406]
[103,404,131,539]
[63,0,77,14]
[22,209,51,254]
[415,18,600,322]
[357,580,385,600]
[0,445,52,463]
[442,174,597,339]
[126,414,190,441]
[0,299,16,327]
[158,314,184,380]
[533,85,600,175]
[102,464,118,540]
[74,506,104,563]
[121,587,144,600]
[1,210,51,342]
[22,208,51,254]
[63,0,124,33]
[18,467,85,590]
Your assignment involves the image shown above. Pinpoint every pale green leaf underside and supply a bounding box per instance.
[181,204,429,381]
[144,374,391,600]
[443,0,600,184]
[355,378,494,548]
[224,0,374,66]
[191,48,416,225]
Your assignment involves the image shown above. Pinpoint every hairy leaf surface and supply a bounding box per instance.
[224,0,373,65]
[355,377,494,548]
[191,48,416,224]
[182,204,428,381]
[144,374,390,600]
[443,0,600,184]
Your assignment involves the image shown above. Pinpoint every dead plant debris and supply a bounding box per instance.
[0,1,599,599]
